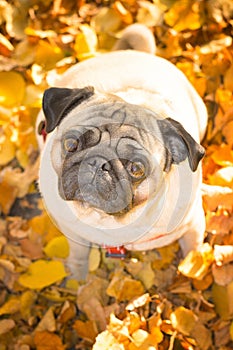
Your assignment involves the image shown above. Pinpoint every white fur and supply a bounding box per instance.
[39,50,207,279]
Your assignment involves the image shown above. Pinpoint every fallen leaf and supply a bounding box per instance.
[130,329,159,349]
[202,184,233,212]
[73,319,98,343]
[0,71,25,107]
[170,306,197,336]
[34,331,65,350]
[212,280,233,319]
[164,0,204,32]
[0,296,21,316]
[190,323,213,350]
[126,293,151,311]
[137,0,164,27]
[214,244,233,266]
[107,271,145,301]
[20,290,37,320]
[91,7,122,33]
[35,40,64,70]
[178,243,214,280]
[93,329,124,350]
[113,1,133,25]
[77,276,109,330]
[0,319,15,335]
[88,246,101,272]
[212,263,233,286]
[43,235,69,259]
[74,24,98,61]
[0,128,16,166]
[57,301,76,323]
[18,260,68,289]
[35,307,56,332]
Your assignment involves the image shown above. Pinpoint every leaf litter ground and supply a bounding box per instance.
[0,0,233,349]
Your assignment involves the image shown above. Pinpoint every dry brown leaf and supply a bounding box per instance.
[57,301,76,323]
[73,319,98,343]
[0,319,15,335]
[34,331,65,350]
[190,323,213,350]
[77,276,109,331]
[212,263,233,286]
[107,270,145,301]
[35,307,56,333]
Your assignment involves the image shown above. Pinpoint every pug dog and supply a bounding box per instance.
[38,24,207,279]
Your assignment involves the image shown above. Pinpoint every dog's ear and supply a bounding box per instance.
[42,86,94,133]
[157,118,205,172]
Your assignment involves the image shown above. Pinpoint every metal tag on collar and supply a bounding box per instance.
[105,246,127,259]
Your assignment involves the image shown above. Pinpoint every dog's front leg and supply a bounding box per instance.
[66,237,91,280]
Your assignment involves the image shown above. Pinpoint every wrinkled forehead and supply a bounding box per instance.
[56,100,162,139]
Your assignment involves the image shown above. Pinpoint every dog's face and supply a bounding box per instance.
[41,86,205,219]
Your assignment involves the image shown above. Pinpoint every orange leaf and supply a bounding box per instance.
[34,331,65,350]
[73,320,98,343]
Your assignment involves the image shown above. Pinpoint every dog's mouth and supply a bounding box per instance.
[58,150,151,216]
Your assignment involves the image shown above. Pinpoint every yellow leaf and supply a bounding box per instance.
[113,1,133,25]
[152,242,179,269]
[88,247,101,272]
[91,7,122,33]
[35,40,64,70]
[18,260,67,289]
[74,24,97,61]
[28,213,62,244]
[43,236,69,259]
[170,306,197,336]
[65,278,79,291]
[0,296,21,316]
[212,281,233,319]
[20,290,37,320]
[164,0,204,32]
[178,243,214,280]
[164,0,203,32]
[208,166,233,187]
[34,331,65,350]
[0,173,18,214]
[0,71,25,107]
[137,262,155,290]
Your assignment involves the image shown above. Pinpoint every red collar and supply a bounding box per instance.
[104,246,127,259]
[38,120,47,142]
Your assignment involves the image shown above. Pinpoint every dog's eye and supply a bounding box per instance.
[63,137,79,152]
[127,161,145,180]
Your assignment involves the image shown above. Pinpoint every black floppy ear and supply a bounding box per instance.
[157,117,205,172]
[42,86,94,133]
